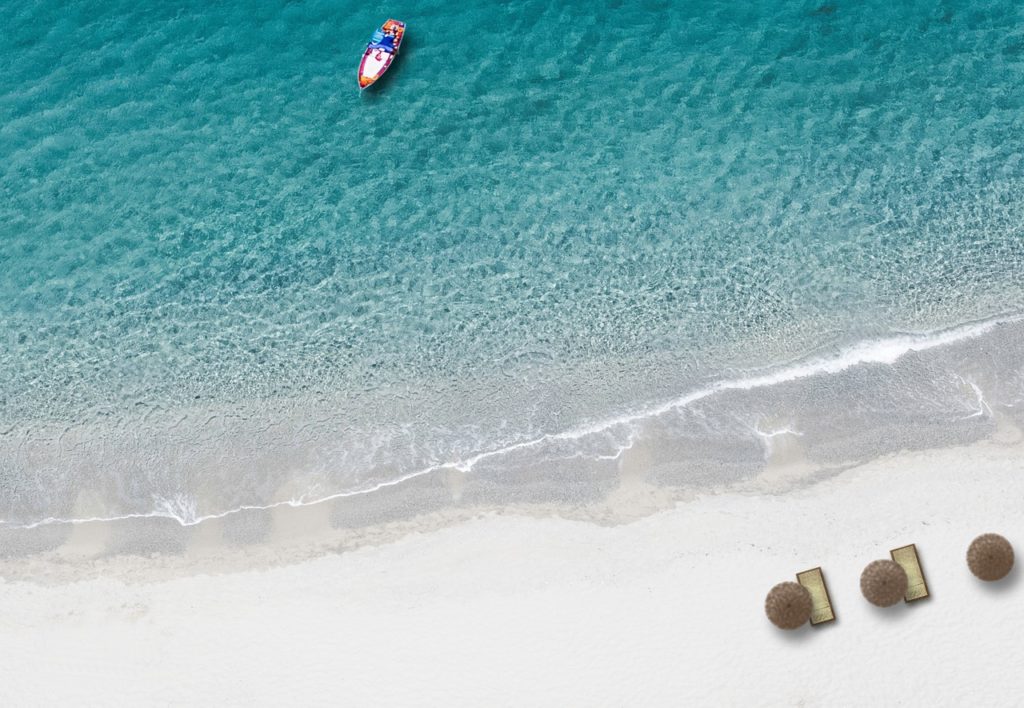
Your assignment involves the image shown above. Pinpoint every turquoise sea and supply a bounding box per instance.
[2,0,1024,529]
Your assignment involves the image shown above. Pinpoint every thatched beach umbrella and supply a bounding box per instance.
[967,533,1014,581]
[765,581,812,629]
[860,559,907,607]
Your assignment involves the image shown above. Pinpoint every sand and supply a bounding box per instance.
[3,429,1024,706]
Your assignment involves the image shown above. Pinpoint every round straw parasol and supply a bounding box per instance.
[765,581,812,629]
[967,533,1014,581]
[860,559,907,607]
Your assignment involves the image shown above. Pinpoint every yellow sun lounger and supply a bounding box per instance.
[890,544,930,602]
[796,567,836,625]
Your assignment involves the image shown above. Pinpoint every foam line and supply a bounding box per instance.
[2,313,1020,530]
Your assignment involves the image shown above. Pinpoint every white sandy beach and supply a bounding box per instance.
[3,425,1024,706]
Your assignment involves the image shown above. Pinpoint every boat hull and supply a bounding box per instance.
[358,20,406,89]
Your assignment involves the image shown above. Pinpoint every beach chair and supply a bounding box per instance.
[890,544,930,602]
[796,567,835,624]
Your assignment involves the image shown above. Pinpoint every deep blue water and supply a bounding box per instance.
[2,0,1024,524]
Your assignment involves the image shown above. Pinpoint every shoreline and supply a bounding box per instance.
[3,425,1024,704]
[3,412,1022,585]
[3,312,1024,534]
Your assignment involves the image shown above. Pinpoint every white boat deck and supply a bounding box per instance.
[361,50,392,82]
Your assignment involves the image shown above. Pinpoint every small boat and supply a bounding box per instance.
[358,19,406,90]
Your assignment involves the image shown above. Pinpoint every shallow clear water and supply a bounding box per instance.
[2,0,1024,525]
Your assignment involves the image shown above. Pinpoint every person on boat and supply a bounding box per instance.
[369,30,395,52]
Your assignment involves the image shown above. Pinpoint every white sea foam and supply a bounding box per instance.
[3,313,1020,530]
